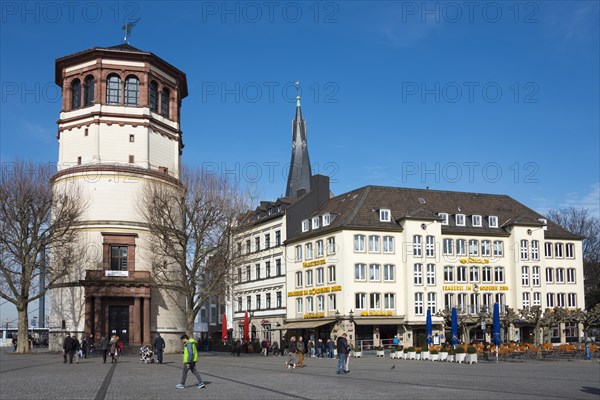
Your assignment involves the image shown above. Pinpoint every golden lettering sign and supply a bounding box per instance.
[443,285,508,291]
[304,312,325,319]
[302,259,326,268]
[442,285,472,291]
[360,310,393,317]
[459,258,490,264]
[287,285,343,297]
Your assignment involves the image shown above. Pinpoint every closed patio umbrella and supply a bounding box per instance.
[243,311,249,344]
[451,307,459,347]
[426,309,433,350]
[493,303,501,362]
[222,313,228,343]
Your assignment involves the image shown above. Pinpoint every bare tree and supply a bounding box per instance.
[546,207,600,309]
[139,167,249,334]
[0,161,85,353]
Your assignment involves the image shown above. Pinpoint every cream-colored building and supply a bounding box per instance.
[285,186,585,347]
[48,44,188,352]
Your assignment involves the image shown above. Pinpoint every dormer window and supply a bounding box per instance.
[302,219,310,232]
[472,215,482,227]
[312,217,320,229]
[379,209,391,222]
[538,218,548,230]
[455,214,465,226]
[322,213,331,227]
[488,216,498,228]
[438,213,449,225]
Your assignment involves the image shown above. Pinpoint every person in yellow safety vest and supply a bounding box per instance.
[176,334,206,389]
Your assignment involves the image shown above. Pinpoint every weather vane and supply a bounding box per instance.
[295,81,300,106]
[122,18,141,43]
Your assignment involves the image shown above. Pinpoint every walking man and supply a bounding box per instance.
[63,333,76,364]
[176,334,206,389]
[296,336,306,367]
[100,336,110,364]
[336,333,349,375]
[154,333,165,364]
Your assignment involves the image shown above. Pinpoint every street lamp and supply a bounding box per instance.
[335,310,341,323]
[349,310,354,323]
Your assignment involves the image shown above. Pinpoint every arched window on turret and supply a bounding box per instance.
[161,87,170,118]
[83,75,94,107]
[149,81,159,112]
[106,74,121,105]
[124,75,139,106]
[71,79,81,110]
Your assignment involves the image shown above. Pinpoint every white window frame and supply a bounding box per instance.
[469,266,479,283]
[383,236,394,253]
[296,298,303,313]
[557,293,565,307]
[521,265,530,286]
[522,292,530,309]
[426,263,436,285]
[317,295,324,312]
[383,264,395,281]
[427,292,437,314]
[316,240,324,257]
[457,266,467,283]
[566,243,575,259]
[305,243,313,260]
[532,266,540,286]
[415,292,424,315]
[555,243,564,258]
[356,293,366,309]
[306,297,314,312]
[567,268,576,284]
[520,240,529,261]
[295,271,303,287]
[482,266,492,283]
[481,240,491,257]
[556,268,565,283]
[545,268,553,283]
[414,263,423,285]
[456,239,466,256]
[546,293,555,308]
[328,265,336,283]
[380,208,391,222]
[493,240,504,257]
[316,267,324,285]
[545,242,553,258]
[494,267,504,283]
[472,215,482,227]
[413,235,422,257]
[469,239,479,256]
[370,293,381,310]
[328,294,336,311]
[384,293,395,310]
[439,212,449,225]
[531,240,539,261]
[301,219,309,232]
[533,292,541,306]
[488,215,498,228]
[306,270,313,286]
[355,263,366,281]
[312,216,320,229]
[354,235,366,252]
[426,235,435,257]
[322,213,331,227]
[567,293,576,308]
[369,264,381,281]
[327,237,336,255]
[455,214,466,226]
[369,235,381,253]
[444,266,454,283]
[443,239,454,255]
[295,245,302,261]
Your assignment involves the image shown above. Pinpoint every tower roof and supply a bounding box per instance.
[285,94,312,197]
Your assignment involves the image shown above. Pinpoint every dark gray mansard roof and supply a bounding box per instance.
[286,185,582,242]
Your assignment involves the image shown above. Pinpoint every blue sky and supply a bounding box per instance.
[1,1,599,323]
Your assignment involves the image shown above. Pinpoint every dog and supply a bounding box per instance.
[286,362,297,370]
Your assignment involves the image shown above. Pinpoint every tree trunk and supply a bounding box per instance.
[16,305,30,353]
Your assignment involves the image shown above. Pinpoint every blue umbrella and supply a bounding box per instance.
[493,303,501,362]
[451,307,459,347]
[425,309,433,349]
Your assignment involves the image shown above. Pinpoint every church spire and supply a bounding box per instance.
[285,82,312,198]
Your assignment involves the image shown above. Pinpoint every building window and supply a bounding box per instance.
[470,293,480,314]
[149,81,159,112]
[71,79,81,109]
[369,264,381,281]
[355,293,366,309]
[481,240,491,257]
[304,271,312,287]
[544,242,552,258]
[380,209,391,222]
[110,245,128,271]
[83,75,94,107]
[444,266,454,283]
[129,134,135,143]
[305,243,313,260]
[532,266,540,286]
[296,298,303,313]
[443,239,454,255]
[457,293,467,313]
[77,156,82,165]
[472,215,482,227]
[317,295,324,312]
[495,293,505,310]
[444,293,455,310]
[247,296,252,311]
[369,235,380,253]
[469,266,479,283]
[415,293,424,315]
[546,293,555,308]
[567,293,577,308]
[256,294,261,310]
[531,240,539,261]
[414,263,423,285]
[354,235,366,252]
[457,266,467,283]
[275,230,281,246]
[246,265,251,281]
[276,292,282,308]
[557,293,565,308]
[482,266,492,283]
[128,155,135,164]
[327,237,336,255]
[545,268,553,283]
[522,292,530,309]
[494,267,504,283]
[566,243,575,259]
[370,293,381,309]
[124,75,139,106]
[413,235,422,257]
[482,293,493,311]
[255,237,261,252]
[295,271,303,287]
[521,266,529,286]
[295,245,302,261]
[245,240,251,254]
[439,212,449,225]
[312,216,320,229]
[533,292,541,306]
[383,236,394,253]
[301,219,309,232]
[383,264,395,281]
[426,264,436,285]
[316,240,323,257]
[488,216,498,228]
[355,264,366,281]
[161,88,170,117]
[322,213,331,226]
[469,240,479,256]
[493,241,504,257]
[265,234,270,249]
[106,74,121,104]
[384,293,395,309]
[237,297,242,312]
[426,236,435,257]
[556,268,565,283]
[555,243,564,258]
[427,292,437,314]
[316,267,324,285]
[306,297,314,312]
[255,263,261,280]
[275,259,282,276]
[456,239,466,256]
[328,265,336,282]
[520,240,529,261]
[237,268,241,283]
[455,214,465,226]
[328,294,336,311]
[567,268,576,283]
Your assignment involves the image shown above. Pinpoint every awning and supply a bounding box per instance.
[275,320,335,330]
[354,318,405,326]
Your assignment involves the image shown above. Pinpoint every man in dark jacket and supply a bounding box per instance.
[336,333,349,375]
[296,336,306,367]
[100,336,110,364]
[154,333,166,364]
[63,333,76,364]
